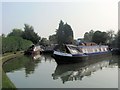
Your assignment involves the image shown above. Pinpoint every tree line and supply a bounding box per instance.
[1,24,41,54]
[40,20,74,46]
[1,20,120,54]
[84,30,119,48]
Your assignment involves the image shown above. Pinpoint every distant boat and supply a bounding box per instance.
[24,45,43,55]
[52,44,111,64]
[111,48,120,55]
[41,44,57,54]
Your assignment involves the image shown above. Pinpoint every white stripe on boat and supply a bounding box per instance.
[54,51,72,57]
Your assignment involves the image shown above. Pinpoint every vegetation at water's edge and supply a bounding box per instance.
[2,52,23,89]
[2,36,32,54]
[2,70,16,89]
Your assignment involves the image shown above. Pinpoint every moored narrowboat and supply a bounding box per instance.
[24,44,43,55]
[52,44,111,64]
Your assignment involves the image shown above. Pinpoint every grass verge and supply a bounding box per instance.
[1,51,24,89]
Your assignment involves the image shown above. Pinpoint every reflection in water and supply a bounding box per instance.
[32,54,41,60]
[3,54,42,77]
[115,55,120,68]
[3,54,55,77]
[52,56,118,84]
[2,54,119,88]
[41,53,54,62]
[24,55,41,77]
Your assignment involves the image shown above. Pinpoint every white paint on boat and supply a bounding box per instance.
[54,51,72,57]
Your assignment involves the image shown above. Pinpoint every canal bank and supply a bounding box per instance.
[1,51,24,89]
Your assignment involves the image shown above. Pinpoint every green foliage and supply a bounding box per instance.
[84,30,94,42]
[49,34,57,44]
[22,24,40,44]
[56,20,74,44]
[92,31,108,44]
[7,24,40,44]
[7,28,23,37]
[83,30,116,45]
[39,38,49,46]
[106,30,115,44]
[3,55,40,77]
[2,71,16,88]
[117,30,120,48]
[2,36,32,53]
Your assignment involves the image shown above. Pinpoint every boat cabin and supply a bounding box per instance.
[54,44,109,55]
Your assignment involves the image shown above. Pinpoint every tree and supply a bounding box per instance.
[84,30,94,42]
[49,34,57,44]
[40,38,49,46]
[7,28,23,37]
[56,20,64,44]
[2,36,32,53]
[118,30,120,48]
[22,24,40,44]
[106,30,115,44]
[63,23,74,44]
[56,20,74,44]
[92,31,108,44]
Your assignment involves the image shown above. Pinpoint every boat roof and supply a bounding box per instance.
[66,44,108,48]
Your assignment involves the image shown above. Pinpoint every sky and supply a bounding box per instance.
[1,0,119,39]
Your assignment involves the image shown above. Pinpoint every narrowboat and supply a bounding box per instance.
[52,44,111,64]
[41,44,57,54]
[24,45,43,55]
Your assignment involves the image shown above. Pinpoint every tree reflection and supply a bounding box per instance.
[52,55,118,84]
[3,54,41,77]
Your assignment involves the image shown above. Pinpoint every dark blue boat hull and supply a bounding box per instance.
[53,52,111,64]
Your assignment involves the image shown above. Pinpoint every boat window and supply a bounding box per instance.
[70,49,79,54]
[103,48,106,51]
[104,48,107,51]
[67,46,82,54]
[101,48,104,52]
[87,48,91,53]
[85,49,88,53]
[81,49,84,53]
[82,49,88,53]
[95,49,97,52]
[96,48,99,52]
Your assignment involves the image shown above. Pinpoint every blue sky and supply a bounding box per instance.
[1,0,119,39]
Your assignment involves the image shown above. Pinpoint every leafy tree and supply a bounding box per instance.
[40,38,49,46]
[7,28,23,37]
[49,34,57,44]
[117,30,120,48]
[106,30,115,44]
[2,36,32,53]
[56,20,74,44]
[84,30,94,42]
[22,24,40,44]
[92,31,108,44]
[56,20,64,44]
[63,23,74,44]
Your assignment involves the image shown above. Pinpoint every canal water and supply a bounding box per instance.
[3,54,119,88]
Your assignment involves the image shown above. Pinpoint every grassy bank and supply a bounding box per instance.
[1,51,24,89]
[2,70,16,89]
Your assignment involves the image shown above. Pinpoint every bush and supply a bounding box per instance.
[2,36,32,53]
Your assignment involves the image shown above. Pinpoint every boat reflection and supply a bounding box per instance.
[52,57,117,84]
[32,54,41,60]
[41,53,54,62]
